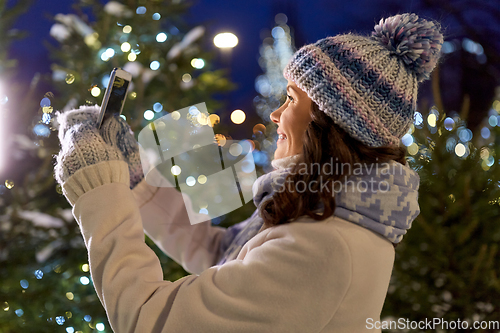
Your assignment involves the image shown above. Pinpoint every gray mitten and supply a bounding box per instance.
[100,115,144,189]
[54,105,125,186]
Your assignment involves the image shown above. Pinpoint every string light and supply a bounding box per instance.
[150,61,160,70]
[91,87,101,97]
[191,58,205,69]
[121,42,131,52]
[231,109,246,124]
[213,32,238,48]
[144,110,154,120]
[171,165,181,176]
[128,52,137,61]
[156,33,167,43]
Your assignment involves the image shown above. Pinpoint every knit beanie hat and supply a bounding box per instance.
[283,13,444,147]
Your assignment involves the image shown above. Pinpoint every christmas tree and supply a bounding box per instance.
[0,0,239,331]
[252,12,295,174]
[382,67,500,328]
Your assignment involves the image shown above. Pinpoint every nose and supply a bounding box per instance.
[270,103,284,124]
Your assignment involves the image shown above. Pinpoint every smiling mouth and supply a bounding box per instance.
[277,133,287,143]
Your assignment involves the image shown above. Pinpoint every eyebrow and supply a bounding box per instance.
[286,85,299,94]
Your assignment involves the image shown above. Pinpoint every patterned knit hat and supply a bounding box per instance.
[283,13,443,147]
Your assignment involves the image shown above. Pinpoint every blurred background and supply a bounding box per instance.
[1,0,500,332]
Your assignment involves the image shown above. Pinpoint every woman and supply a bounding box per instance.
[54,13,443,332]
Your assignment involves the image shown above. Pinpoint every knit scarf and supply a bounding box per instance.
[216,155,420,265]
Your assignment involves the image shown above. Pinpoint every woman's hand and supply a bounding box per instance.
[54,105,125,187]
[100,115,144,189]
[54,104,144,189]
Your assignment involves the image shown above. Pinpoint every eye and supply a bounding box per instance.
[286,94,294,102]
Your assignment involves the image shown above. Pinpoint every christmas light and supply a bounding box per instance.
[150,61,160,70]
[144,110,155,120]
[123,25,132,33]
[128,52,137,61]
[191,58,205,69]
[231,109,246,124]
[186,176,196,187]
[198,175,207,184]
[171,111,181,120]
[121,42,131,52]
[80,276,90,285]
[136,6,146,15]
[427,114,436,127]
[91,86,101,97]
[401,134,413,146]
[65,74,75,84]
[208,114,220,127]
[156,33,167,43]
[213,32,238,48]
[153,102,163,112]
[171,165,181,176]
[455,143,466,157]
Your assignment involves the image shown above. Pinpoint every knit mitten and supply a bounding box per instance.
[54,105,125,186]
[100,115,144,189]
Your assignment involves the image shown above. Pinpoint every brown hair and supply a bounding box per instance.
[259,102,406,231]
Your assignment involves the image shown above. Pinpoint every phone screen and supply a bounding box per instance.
[104,77,129,119]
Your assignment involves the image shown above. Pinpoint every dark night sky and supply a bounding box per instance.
[8,0,423,113]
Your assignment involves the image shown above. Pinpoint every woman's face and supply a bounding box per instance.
[270,79,313,160]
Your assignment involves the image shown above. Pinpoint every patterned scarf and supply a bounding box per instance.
[216,155,420,265]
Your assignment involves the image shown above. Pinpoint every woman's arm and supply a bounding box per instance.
[70,162,350,333]
[132,177,227,275]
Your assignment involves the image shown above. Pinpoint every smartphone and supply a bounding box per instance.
[96,67,132,128]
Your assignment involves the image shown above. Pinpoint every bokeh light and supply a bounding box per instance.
[144,110,155,120]
[407,143,418,155]
[156,32,167,43]
[79,276,90,285]
[191,58,205,69]
[182,73,192,82]
[65,74,75,84]
[171,111,181,120]
[171,165,181,176]
[96,323,105,331]
[229,143,243,156]
[153,102,163,112]
[231,109,246,124]
[214,134,227,146]
[488,115,498,127]
[455,143,466,157]
[150,61,160,70]
[123,25,132,33]
[444,117,455,131]
[208,114,220,127]
[121,42,131,52]
[427,114,436,127]
[136,6,146,14]
[5,180,14,189]
[128,52,137,61]
[186,176,196,187]
[213,32,238,48]
[198,175,207,184]
[401,134,413,147]
[91,86,101,97]
[481,127,490,139]
[152,13,161,20]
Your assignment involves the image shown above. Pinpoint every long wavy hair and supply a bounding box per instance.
[259,102,406,231]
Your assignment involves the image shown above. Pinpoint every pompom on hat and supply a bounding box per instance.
[283,13,444,147]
